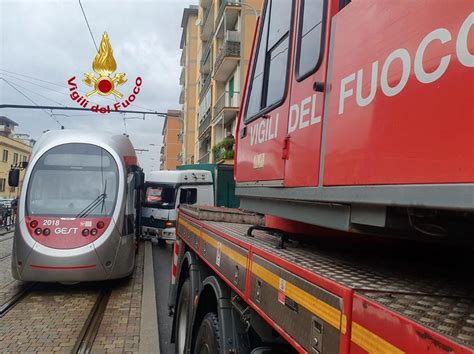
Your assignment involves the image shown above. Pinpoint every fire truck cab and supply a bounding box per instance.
[235,0,474,241]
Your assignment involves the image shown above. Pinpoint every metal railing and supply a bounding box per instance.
[200,41,212,71]
[213,91,240,117]
[216,0,241,27]
[198,110,212,136]
[214,40,240,74]
[198,152,210,164]
[179,67,185,85]
[201,4,212,32]
[180,49,186,66]
[199,75,211,101]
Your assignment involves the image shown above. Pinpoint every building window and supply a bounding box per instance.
[0,179,5,192]
[229,76,235,98]
[2,150,8,162]
[244,0,293,122]
[22,155,27,161]
[13,153,18,164]
[296,0,326,80]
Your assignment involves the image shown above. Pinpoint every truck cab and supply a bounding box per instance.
[141,170,214,244]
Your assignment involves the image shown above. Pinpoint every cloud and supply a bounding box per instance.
[0,0,196,175]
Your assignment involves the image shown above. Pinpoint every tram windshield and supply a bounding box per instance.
[26,143,119,217]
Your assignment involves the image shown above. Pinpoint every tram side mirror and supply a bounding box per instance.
[134,171,144,189]
[8,169,20,187]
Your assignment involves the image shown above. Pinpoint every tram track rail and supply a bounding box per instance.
[0,282,35,318]
[73,288,111,354]
[0,235,13,243]
[0,253,11,261]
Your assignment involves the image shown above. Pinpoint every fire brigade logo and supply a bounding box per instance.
[67,32,143,115]
[83,32,126,98]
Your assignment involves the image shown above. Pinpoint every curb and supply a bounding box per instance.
[139,241,160,353]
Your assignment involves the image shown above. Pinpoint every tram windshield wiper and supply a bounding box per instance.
[75,181,107,219]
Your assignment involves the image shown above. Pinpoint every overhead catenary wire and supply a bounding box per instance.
[0,103,167,117]
[1,72,114,111]
[0,68,65,88]
[0,77,66,107]
[0,68,156,112]
[78,0,98,52]
[1,78,64,128]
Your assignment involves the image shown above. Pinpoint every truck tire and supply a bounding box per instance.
[175,279,191,354]
[194,313,220,354]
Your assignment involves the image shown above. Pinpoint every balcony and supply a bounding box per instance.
[179,88,185,104]
[200,41,212,74]
[200,3,214,41]
[213,36,240,81]
[198,152,210,164]
[215,0,241,28]
[199,75,211,101]
[213,91,240,119]
[180,49,186,66]
[198,109,211,137]
[179,67,185,85]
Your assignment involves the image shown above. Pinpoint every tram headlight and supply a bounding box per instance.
[34,228,42,235]
[43,228,50,236]
[30,220,38,228]
[97,221,105,229]
[82,229,90,237]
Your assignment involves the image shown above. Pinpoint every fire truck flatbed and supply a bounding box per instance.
[176,206,474,353]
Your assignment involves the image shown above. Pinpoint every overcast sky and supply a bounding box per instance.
[0,0,196,175]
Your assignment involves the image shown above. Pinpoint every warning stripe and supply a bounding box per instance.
[252,262,346,334]
[351,322,405,354]
[179,217,404,354]
[180,219,247,269]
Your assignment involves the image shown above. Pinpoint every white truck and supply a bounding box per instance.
[141,170,214,245]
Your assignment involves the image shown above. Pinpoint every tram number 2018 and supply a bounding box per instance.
[43,220,60,226]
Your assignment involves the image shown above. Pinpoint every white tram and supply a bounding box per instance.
[10,130,143,282]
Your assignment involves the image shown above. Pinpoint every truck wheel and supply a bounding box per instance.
[175,279,191,354]
[194,313,220,354]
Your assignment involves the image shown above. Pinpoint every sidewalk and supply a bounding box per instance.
[139,241,160,353]
[90,241,160,353]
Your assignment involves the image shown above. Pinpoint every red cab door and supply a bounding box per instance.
[284,0,336,187]
[236,0,295,185]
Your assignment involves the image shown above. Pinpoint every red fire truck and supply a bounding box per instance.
[168,0,474,353]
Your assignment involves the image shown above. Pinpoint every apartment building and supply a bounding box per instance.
[160,110,183,170]
[179,0,262,164]
[0,117,33,199]
[179,5,199,164]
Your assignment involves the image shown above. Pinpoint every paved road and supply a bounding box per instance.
[153,241,175,354]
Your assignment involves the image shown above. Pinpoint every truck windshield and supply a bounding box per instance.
[144,184,176,209]
[26,143,119,217]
